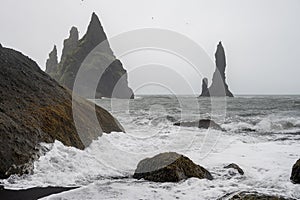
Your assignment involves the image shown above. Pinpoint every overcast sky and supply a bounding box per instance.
[1,0,300,95]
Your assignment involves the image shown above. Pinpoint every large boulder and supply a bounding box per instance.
[200,42,233,97]
[46,13,134,99]
[133,152,213,182]
[0,46,124,178]
[224,163,244,175]
[290,159,300,184]
[173,119,223,130]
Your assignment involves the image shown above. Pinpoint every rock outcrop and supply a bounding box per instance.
[133,152,213,182]
[46,13,134,99]
[0,46,124,178]
[173,119,223,130]
[224,163,244,175]
[45,45,58,74]
[290,159,300,184]
[200,42,233,97]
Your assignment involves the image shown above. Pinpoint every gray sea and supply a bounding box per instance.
[2,95,300,199]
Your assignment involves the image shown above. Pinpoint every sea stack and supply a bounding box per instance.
[46,13,134,99]
[200,42,233,97]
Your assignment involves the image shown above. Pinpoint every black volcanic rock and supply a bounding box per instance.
[0,46,124,178]
[221,191,294,200]
[45,45,58,74]
[224,163,244,175]
[46,13,134,99]
[173,119,223,130]
[291,159,300,184]
[200,77,209,96]
[200,42,233,97]
[133,152,213,182]
[61,26,79,62]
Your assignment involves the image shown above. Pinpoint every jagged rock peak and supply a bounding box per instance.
[45,12,134,99]
[200,41,233,97]
[45,45,58,73]
[215,41,226,81]
[69,26,79,40]
[84,12,107,45]
[200,78,209,96]
[61,26,79,61]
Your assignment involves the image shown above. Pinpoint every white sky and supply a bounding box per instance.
[1,0,300,95]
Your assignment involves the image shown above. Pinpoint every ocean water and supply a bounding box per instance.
[1,95,300,199]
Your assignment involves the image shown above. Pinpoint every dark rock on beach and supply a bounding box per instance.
[0,46,124,178]
[290,159,300,184]
[46,13,134,99]
[166,115,177,122]
[173,119,223,130]
[224,163,244,175]
[133,152,213,182]
[219,191,295,200]
[200,42,233,97]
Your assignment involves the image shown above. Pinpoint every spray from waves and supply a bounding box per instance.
[223,115,300,134]
[2,139,125,189]
[2,126,230,190]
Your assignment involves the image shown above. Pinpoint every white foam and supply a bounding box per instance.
[40,137,300,200]
[1,128,299,200]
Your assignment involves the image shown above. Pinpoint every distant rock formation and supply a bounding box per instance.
[133,152,213,182]
[45,45,58,74]
[200,42,233,97]
[0,46,124,178]
[200,77,209,96]
[46,13,134,99]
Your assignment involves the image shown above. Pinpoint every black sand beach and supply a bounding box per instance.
[0,186,78,200]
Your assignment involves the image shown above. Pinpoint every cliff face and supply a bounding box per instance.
[0,46,124,178]
[46,13,134,99]
[200,42,233,97]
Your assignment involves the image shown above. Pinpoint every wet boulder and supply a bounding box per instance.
[224,163,244,175]
[133,152,213,182]
[174,119,223,130]
[290,159,300,184]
